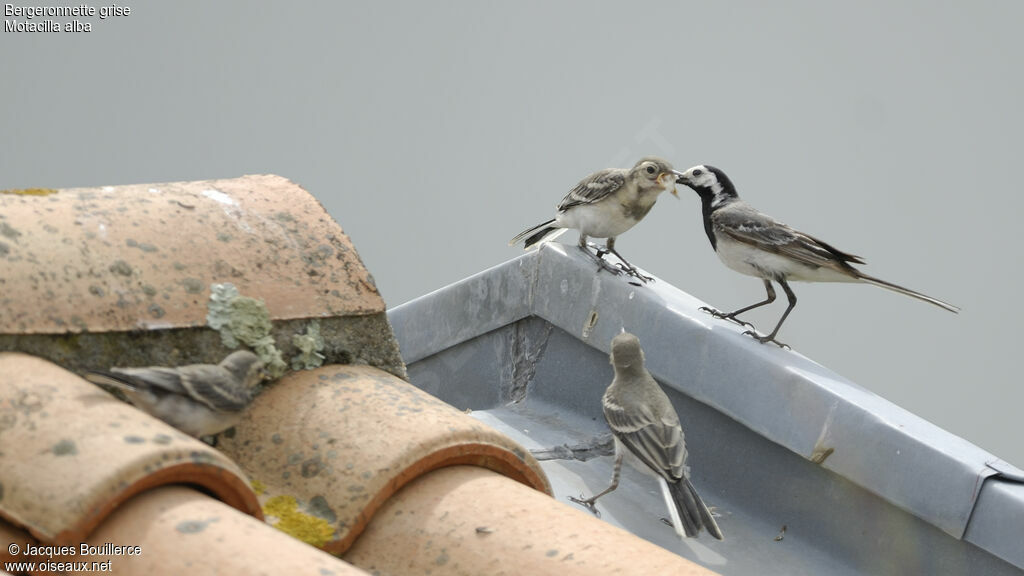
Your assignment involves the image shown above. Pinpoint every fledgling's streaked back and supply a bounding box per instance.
[510,157,683,283]
[85,350,266,438]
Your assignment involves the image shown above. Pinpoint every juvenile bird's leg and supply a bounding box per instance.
[583,235,605,253]
[578,234,623,276]
[742,280,795,349]
[603,238,653,283]
[700,279,777,329]
[570,452,623,518]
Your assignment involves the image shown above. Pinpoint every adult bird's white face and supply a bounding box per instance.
[676,165,732,207]
[676,165,720,192]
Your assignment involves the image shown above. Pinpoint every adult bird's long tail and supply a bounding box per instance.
[509,219,567,249]
[855,272,960,313]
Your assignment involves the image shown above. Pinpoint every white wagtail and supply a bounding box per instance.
[85,350,266,437]
[675,165,959,348]
[571,332,723,540]
[510,157,682,282]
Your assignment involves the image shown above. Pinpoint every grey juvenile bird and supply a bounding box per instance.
[571,332,723,540]
[85,350,266,437]
[676,165,959,348]
[510,157,682,282]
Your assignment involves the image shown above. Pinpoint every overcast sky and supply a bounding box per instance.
[2,1,1021,467]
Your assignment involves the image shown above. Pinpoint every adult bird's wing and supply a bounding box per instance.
[557,169,627,211]
[712,203,866,270]
[603,383,688,481]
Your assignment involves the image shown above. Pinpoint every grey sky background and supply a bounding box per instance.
[2,2,1021,466]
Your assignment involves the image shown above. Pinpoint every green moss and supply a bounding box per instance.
[263,495,335,548]
[0,188,58,196]
[291,320,325,370]
[206,283,286,377]
[1,310,406,381]
[226,297,273,345]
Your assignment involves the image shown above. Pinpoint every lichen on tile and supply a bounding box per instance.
[263,494,335,548]
[0,188,57,196]
[206,283,286,378]
[251,479,267,495]
[291,320,326,371]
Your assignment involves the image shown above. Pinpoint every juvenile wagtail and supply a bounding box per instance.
[86,350,266,437]
[510,157,682,282]
[571,332,724,540]
[675,165,959,348]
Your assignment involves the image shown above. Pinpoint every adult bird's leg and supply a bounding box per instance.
[570,452,623,518]
[701,278,776,329]
[578,234,623,276]
[743,279,795,349]
[603,237,653,283]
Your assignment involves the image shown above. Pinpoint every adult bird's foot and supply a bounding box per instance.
[699,306,754,329]
[568,495,602,518]
[742,329,790,350]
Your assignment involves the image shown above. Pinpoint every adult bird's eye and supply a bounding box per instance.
[692,169,703,177]
[645,165,656,174]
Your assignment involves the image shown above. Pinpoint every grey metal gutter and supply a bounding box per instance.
[389,243,1023,572]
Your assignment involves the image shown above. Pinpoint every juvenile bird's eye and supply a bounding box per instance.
[692,169,703,177]
[645,165,656,174]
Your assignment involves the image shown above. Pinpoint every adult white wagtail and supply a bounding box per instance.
[675,165,959,347]
[85,350,266,437]
[510,157,682,282]
[571,332,723,540]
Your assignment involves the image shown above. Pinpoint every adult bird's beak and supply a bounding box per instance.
[664,170,685,197]
[672,170,690,191]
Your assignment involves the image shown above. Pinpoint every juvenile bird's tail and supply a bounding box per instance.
[509,219,567,249]
[84,371,140,393]
[855,272,960,313]
[666,476,724,540]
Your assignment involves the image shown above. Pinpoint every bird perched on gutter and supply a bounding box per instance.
[571,332,724,540]
[510,157,682,282]
[675,165,959,348]
[85,350,266,437]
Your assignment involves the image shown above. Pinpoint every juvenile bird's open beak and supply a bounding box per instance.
[658,172,679,197]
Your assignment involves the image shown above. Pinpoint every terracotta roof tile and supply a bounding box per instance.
[0,175,383,335]
[217,364,551,554]
[0,352,261,545]
[0,175,405,380]
[345,466,721,576]
[85,486,369,575]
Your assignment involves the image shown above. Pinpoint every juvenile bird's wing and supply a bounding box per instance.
[713,203,865,269]
[174,364,252,412]
[91,365,249,413]
[603,377,688,481]
[86,367,187,395]
[557,169,626,211]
